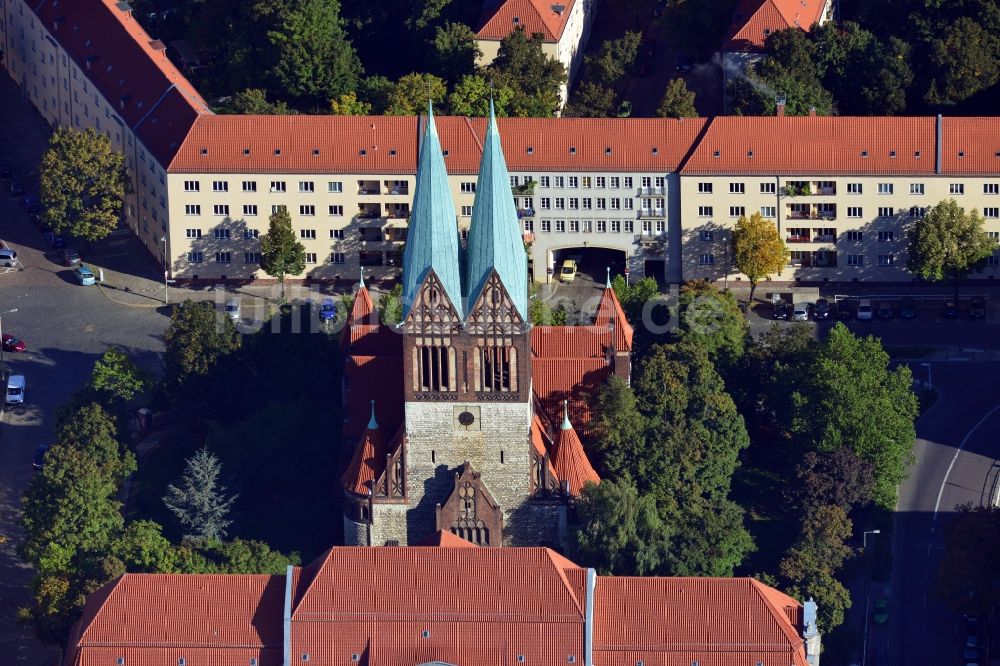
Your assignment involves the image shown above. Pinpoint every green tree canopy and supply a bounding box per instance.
[163,300,242,395]
[223,88,295,115]
[924,16,1000,106]
[447,75,514,117]
[432,21,481,84]
[590,376,647,479]
[488,28,566,117]
[260,208,307,298]
[674,280,748,370]
[377,284,404,325]
[936,504,1000,615]
[906,199,998,293]
[164,447,239,542]
[329,91,372,115]
[731,213,789,304]
[563,81,619,118]
[91,348,150,406]
[267,0,362,108]
[585,31,642,87]
[785,447,875,515]
[40,127,128,242]
[386,72,448,115]
[656,78,698,118]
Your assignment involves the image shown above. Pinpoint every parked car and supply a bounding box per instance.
[792,303,809,321]
[813,298,830,320]
[59,247,81,266]
[0,247,17,267]
[872,598,889,626]
[944,301,958,318]
[900,297,916,319]
[224,298,240,321]
[33,444,50,470]
[857,299,874,321]
[44,232,66,249]
[877,302,894,319]
[559,259,578,283]
[772,300,789,320]
[2,334,26,353]
[73,266,96,285]
[5,374,26,406]
[319,297,337,322]
[969,296,986,319]
[836,301,853,320]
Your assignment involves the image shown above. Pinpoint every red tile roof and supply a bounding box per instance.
[530,413,560,481]
[341,410,385,495]
[33,0,209,167]
[551,408,600,495]
[67,548,810,666]
[593,285,634,351]
[476,0,578,42]
[682,116,938,175]
[724,0,828,52]
[939,117,1000,174]
[342,352,403,439]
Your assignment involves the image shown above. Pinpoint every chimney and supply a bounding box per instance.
[935,113,943,174]
[775,93,787,117]
[802,598,821,665]
[282,565,294,666]
[808,106,816,117]
[584,568,596,665]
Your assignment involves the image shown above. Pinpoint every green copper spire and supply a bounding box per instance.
[368,400,378,430]
[464,99,528,319]
[561,400,572,430]
[402,102,463,318]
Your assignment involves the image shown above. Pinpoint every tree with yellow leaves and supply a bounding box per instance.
[731,212,788,305]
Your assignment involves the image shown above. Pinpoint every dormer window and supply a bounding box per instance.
[569,146,577,154]
[243,148,250,156]
[513,16,520,24]
[200,148,208,156]
[861,151,869,157]
[889,150,896,158]
[605,147,612,155]
[274,148,281,156]
[442,150,449,157]
[713,150,720,157]
[359,149,367,156]
[526,146,534,154]
[312,148,320,156]
[651,147,659,155]
[389,149,397,157]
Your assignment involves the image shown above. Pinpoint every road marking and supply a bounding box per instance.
[934,403,1000,520]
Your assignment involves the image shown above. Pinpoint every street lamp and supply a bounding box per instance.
[863,529,881,550]
[160,235,169,305]
[920,362,932,391]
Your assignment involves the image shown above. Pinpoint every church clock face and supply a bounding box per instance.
[453,406,481,431]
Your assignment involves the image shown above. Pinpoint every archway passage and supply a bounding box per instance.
[551,247,627,287]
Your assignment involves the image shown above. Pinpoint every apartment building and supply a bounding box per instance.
[475,0,596,105]
[680,116,1000,284]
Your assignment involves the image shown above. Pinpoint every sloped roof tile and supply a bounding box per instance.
[476,0,577,42]
[724,0,828,52]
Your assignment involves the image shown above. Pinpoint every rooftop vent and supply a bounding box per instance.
[243,148,250,156]
[605,147,612,155]
[713,150,720,157]
[527,146,534,154]
[389,149,397,156]
[200,147,208,156]
[115,1,132,11]
[652,147,659,155]
[552,3,566,13]
[959,151,965,157]
[569,146,577,154]
[513,16,520,24]
[351,655,360,663]
[274,148,282,156]
[889,150,896,157]
[995,151,1000,157]
[148,39,166,52]
[915,151,921,157]
[747,150,754,157]
[861,151,869,157]
[312,148,320,156]
[442,150,449,157]
[421,630,431,638]
[359,148,367,156]
[117,659,124,666]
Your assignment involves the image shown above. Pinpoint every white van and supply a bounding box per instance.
[857,299,874,321]
[5,374,25,405]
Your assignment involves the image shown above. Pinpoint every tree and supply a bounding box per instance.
[586,32,642,86]
[163,447,238,542]
[378,284,404,325]
[91,348,150,406]
[163,300,241,396]
[112,520,180,573]
[224,88,295,115]
[590,376,647,478]
[432,21,480,84]
[447,75,515,117]
[571,479,667,575]
[731,213,789,305]
[789,324,918,507]
[664,497,755,577]
[267,0,362,108]
[656,78,698,118]
[663,0,740,58]
[739,28,835,116]
[924,16,1000,106]
[785,448,875,515]
[358,75,396,114]
[563,81,619,118]
[610,274,660,325]
[386,72,448,115]
[260,208,307,299]
[906,199,998,299]
[674,280,748,370]
[40,127,128,242]
[792,570,852,634]
[488,28,567,117]
[936,504,1000,615]
[329,91,372,115]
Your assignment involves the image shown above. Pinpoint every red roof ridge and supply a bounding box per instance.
[551,402,600,496]
[750,577,808,647]
[74,574,126,645]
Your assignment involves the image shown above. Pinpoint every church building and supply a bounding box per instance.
[340,102,633,547]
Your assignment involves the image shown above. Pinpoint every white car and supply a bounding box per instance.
[857,299,874,321]
[0,247,17,267]
[224,298,240,321]
[5,374,25,405]
[792,303,810,321]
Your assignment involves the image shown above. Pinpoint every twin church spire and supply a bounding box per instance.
[401,101,527,322]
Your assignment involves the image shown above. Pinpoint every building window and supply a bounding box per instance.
[183,180,199,192]
[539,197,551,210]
[554,176,565,188]
[569,220,579,232]
[244,252,261,264]
[214,228,230,239]
[877,183,893,195]
[569,198,579,210]
[950,183,964,195]
[986,183,1000,195]
[215,252,232,264]
[242,180,257,192]
[877,207,894,218]
[596,220,607,233]
[609,177,621,188]
[846,231,863,242]
[555,220,566,232]
[461,181,476,193]
[329,205,344,216]
[270,181,286,193]
[212,180,228,192]
[760,182,776,194]
[243,205,258,216]
[331,252,345,263]
[461,205,473,216]
[760,206,776,218]
[596,176,606,188]
[243,229,259,239]
[539,176,550,187]
[476,345,513,393]
[300,229,316,239]
[213,205,229,216]
[328,181,343,193]
[305,252,317,264]
[623,177,633,188]
[624,220,634,233]
[185,229,201,238]
[272,205,287,214]
[877,231,895,242]
[300,205,315,216]
[877,254,895,266]
[985,207,1000,218]
[596,198,606,210]
[697,182,713,194]
[187,251,203,263]
[847,207,862,218]
[729,206,745,217]
[299,181,314,193]
[700,230,714,241]
[555,198,565,210]
[699,254,714,266]
[847,183,862,194]
[910,183,924,195]
[729,182,744,194]
[582,198,592,210]
[610,220,621,233]
[568,176,579,188]
[847,254,863,266]
[524,219,534,232]
[540,220,551,232]
[185,205,200,215]
[331,229,345,239]
[698,206,713,217]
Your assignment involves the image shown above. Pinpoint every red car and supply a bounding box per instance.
[2,334,26,353]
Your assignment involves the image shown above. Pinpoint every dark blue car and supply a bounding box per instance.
[319,298,337,322]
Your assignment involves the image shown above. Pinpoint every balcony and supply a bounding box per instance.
[385,204,409,219]
[786,235,811,243]
[783,181,837,197]
[523,232,535,244]
[812,234,836,243]
[517,207,536,218]
[384,227,408,243]
[357,180,381,195]
[638,186,665,196]
[357,204,382,219]
[383,180,409,196]
[785,204,837,221]
[358,228,384,243]
[638,208,666,218]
